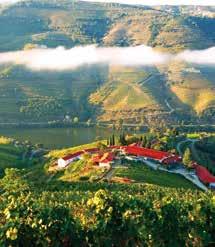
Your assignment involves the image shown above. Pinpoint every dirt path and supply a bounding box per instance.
[103,168,115,180]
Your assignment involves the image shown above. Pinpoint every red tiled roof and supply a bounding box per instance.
[61,146,180,165]
[193,163,215,184]
[92,154,103,163]
[100,152,115,163]
[62,148,99,161]
[84,148,99,153]
[92,152,115,164]
[123,146,170,161]
[62,151,84,161]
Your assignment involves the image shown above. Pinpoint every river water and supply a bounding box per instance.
[0,127,137,149]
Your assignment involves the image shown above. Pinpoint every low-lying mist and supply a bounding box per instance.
[0,45,214,71]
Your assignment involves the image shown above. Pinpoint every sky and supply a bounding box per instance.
[0,45,214,71]
[0,0,215,5]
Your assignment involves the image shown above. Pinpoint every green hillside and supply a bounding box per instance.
[0,64,108,122]
[0,137,26,171]
[0,1,214,51]
[0,1,214,124]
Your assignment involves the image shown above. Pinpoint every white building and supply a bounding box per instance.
[57,151,83,168]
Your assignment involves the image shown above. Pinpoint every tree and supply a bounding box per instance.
[97,142,107,151]
[119,132,126,145]
[87,119,92,126]
[73,117,79,124]
[142,136,147,147]
[183,148,193,169]
[112,134,115,146]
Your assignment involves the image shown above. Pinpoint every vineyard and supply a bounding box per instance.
[0,168,215,246]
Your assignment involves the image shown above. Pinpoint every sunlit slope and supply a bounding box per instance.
[103,10,215,51]
[167,62,215,115]
[90,66,169,121]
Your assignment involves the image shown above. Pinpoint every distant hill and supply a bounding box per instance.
[0,0,214,125]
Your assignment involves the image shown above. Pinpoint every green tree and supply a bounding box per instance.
[112,134,115,146]
[119,132,126,145]
[183,148,193,169]
[87,119,92,126]
[73,117,79,124]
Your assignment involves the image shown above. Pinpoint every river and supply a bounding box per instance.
[0,127,140,149]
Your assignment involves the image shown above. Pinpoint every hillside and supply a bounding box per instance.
[0,0,214,124]
[0,1,214,51]
[0,136,28,172]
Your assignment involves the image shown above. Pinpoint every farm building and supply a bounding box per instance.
[121,146,181,165]
[58,145,181,169]
[58,148,100,168]
[92,152,115,168]
[58,151,83,168]
[193,163,215,186]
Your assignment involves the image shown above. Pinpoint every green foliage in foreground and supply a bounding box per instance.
[0,168,215,246]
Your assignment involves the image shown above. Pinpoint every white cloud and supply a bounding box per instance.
[176,47,215,65]
[0,45,172,71]
[0,45,214,71]
[81,0,215,6]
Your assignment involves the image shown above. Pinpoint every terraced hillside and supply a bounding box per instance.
[0,0,214,124]
[89,66,169,122]
[0,64,108,122]
[0,0,214,51]
[166,63,215,117]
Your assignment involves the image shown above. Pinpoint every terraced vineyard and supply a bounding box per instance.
[0,0,214,124]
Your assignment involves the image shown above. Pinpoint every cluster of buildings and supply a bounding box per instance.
[57,145,215,190]
[57,145,182,169]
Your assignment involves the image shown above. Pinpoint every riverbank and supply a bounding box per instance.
[1,121,215,133]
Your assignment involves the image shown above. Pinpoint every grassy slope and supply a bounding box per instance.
[113,163,197,189]
[0,137,25,169]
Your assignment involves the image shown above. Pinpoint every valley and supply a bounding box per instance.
[0,1,214,125]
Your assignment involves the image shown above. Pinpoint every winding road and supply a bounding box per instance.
[165,99,175,114]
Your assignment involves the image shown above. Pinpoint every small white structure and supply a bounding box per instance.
[99,161,113,168]
[58,151,83,168]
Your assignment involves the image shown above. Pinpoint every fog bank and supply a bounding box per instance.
[0,45,214,71]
